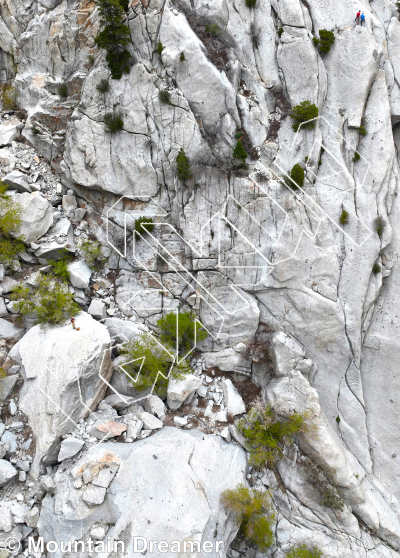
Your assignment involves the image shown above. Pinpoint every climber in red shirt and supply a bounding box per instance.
[355,10,361,24]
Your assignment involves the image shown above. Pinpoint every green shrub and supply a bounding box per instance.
[48,249,74,282]
[0,182,25,264]
[206,24,222,36]
[375,216,385,237]
[97,79,110,93]
[373,263,381,274]
[321,487,345,510]
[157,311,207,354]
[245,0,257,7]
[94,0,132,79]
[79,239,106,270]
[32,127,41,135]
[285,544,323,558]
[278,27,284,37]
[290,101,319,132]
[176,148,193,181]
[104,112,124,133]
[58,83,68,98]
[1,83,17,110]
[88,54,95,66]
[288,163,305,189]
[238,404,309,468]
[313,29,335,54]
[221,485,275,551]
[157,41,164,55]
[11,275,80,325]
[339,209,349,225]
[121,331,189,396]
[135,216,154,239]
[356,125,367,136]
[352,151,360,162]
[233,139,248,165]
[159,90,171,104]
[118,0,129,11]
[180,52,185,61]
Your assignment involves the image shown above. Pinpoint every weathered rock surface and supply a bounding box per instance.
[12,312,112,475]
[167,374,202,410]
[38,428,246,557]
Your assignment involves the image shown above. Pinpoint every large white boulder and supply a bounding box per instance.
[0,118,23,147]
[38,428,246,557]
[3,170,31,193]
[11,192,53,243]
[12,312,112,476]
[222,379,246,417]
[167,374,202,410]
[67,260,92,289]
[35,218,75,260]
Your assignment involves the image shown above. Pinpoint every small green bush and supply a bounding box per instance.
[180,52,185,61]
[157,41,164,55]
[121,331,189,396]
[79,239,106,270]
[118,0,129,11]
[321,487,345,510]
[285,544,323,558]
[159,90,171,104]
[94,0,132,79]
[356,125,367,136]
[97,79,110,93]
[104,112,124,133]
[233,139,248,165]
[313,29,335,54]
[245,0,257,7]
[11,275,80,325]
[58,83,68,98]
[88,54,95,66]
[375,216,385,237]
[339,209,349,225]
[135,216,154,239]
[1,83,17,110]
[238,404,309,468]
[206,24,222,36]
[157,311,207,354]
[352,151,360,162]
[278,27,284,37]
[373,263,381,274]
[290,101,319,132]
[176,148,193,181]
[32,127,41,135]
[0,182,25,264]
[288,163,305,189]
[48,249,74,282]
[221,485,275,551]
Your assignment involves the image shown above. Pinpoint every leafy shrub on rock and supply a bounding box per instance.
[121,331,189,397]
[49,249,74,281]
[290,101,319,132]
[96,79,110,93]
[156,311,207,354]
[0,181,25,264]
[287,163,304,189]
[94,0,132,79]
[339,209,349,225]
[79,239,106,270]
[233,138,248,166]
[12,275,80,326]
[135,216,154,239]
[176,148,193,181]
[221,484,275,551]
[286,544,322,558]
[313,29,335,54]
[58,83,68,98]
[238,403,309,468]
[104,112,124,133]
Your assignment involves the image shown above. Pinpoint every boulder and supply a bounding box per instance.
[62,193,77,215]
[143,394,166,420]
[3,170,31,193]
[82,485,106,507]
[133,411,163,430]
[11,192,53,243]
[88,299,106,320]
[0,318,25,341]
[89,420,127,440]
[67,260,92,289]
[12,312,112,476]
[0,118,23,147]
[58,437,85,462]
[38,428,246,557]
[167,374,202,410]
[35,218,75,260]
[0,276,17,294]
[0,459,17,487]
[0,375,18,402]
[103,317,147,344]
[221,379,246,417]
[0,297,7,318]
